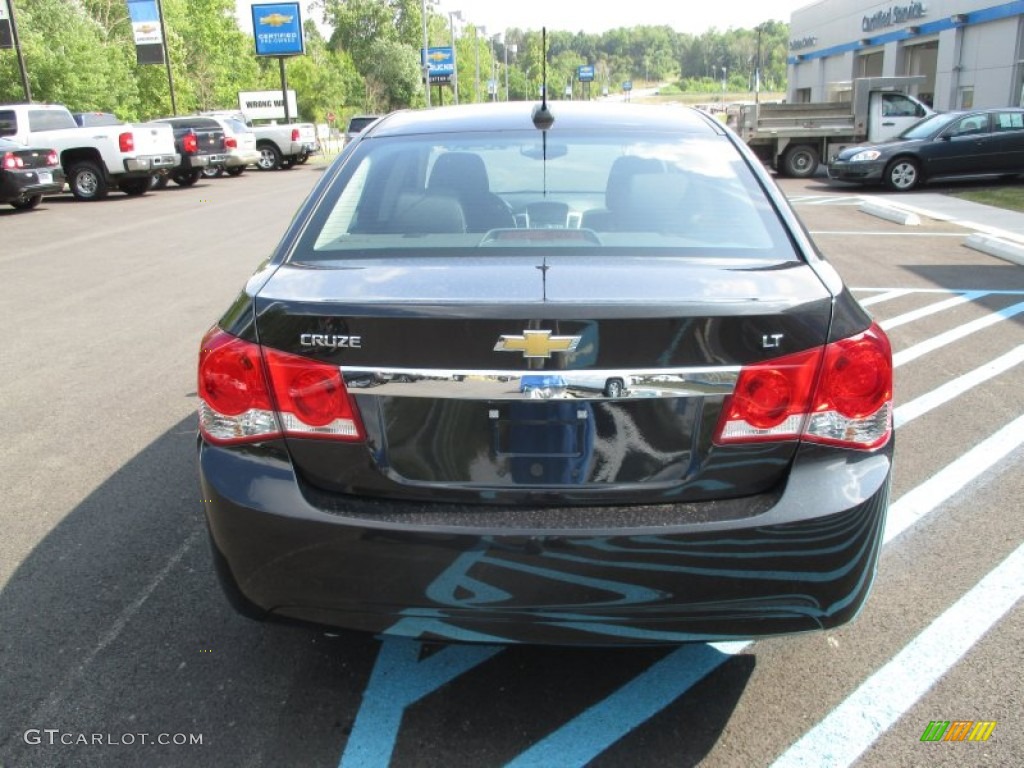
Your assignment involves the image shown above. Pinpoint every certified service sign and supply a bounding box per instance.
[251,2,305,57]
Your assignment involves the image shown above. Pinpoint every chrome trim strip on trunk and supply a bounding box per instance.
[342,367,740,400]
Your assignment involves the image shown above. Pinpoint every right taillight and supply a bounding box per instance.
[714,323,892,450]
[198,327,364,446]
[805,323,892,450]
[263,347,364,440]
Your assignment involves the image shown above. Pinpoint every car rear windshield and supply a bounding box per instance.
[294,130,796,262]
[347,117,378,133]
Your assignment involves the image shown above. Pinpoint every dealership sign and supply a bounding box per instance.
[125,0,165,64]
[0,1,11,50]
[251,2,305,57]
[423,47,454,83]
[862,2,927,32]
[789,36,818,51]
[238,90,298,121]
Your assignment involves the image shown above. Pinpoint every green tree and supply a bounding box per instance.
[361,38,422,112]
[0,0,138,112]
[159,0,260,113]
[285,22,364,120]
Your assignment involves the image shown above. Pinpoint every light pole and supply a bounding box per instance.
[755,23,764,105]
[448,10,462,104]
[420,0,431,106]
[474,25,484,103]
[506,43,516,101]
[488,34,497,101]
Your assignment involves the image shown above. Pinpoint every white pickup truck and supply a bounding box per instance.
[0,103,179,200]
[200,111,317,170]
[249,121,317,170]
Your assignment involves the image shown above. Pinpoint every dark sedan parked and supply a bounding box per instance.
[829,107,1024,191]
[0,136,65,210]
[198,102,894,646]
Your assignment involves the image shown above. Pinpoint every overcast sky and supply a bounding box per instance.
[235,1,809,37]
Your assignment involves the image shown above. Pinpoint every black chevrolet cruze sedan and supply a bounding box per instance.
[197,101,894,646]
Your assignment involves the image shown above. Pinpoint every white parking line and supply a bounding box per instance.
[894,345,1024,428]
[770,542,1024,768]
[808,231,966,237]
[789,196,867,206]
[853,288,1024,295]
[883,413,1024,545]
[858,289,915,307]
[893,301,1024,367]
[880,291,987,331]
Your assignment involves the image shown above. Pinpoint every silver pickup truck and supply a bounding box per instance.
[0,103,179,200]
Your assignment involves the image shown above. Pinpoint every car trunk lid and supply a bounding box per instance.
[252,255,834,504]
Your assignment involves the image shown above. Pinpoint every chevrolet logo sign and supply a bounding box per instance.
[494,330,581,358]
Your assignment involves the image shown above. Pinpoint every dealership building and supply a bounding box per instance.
[787,0,1024,109]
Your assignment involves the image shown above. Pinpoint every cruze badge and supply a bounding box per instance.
[494,330,581,359]
[300,334,362,349]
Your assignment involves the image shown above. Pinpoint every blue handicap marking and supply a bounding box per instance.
[504,642,745,767]
[339,633,505,768]
[340,634,747,767]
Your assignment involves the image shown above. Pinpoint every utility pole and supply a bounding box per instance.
[755,23,764,104]
[474,26,483,102]
[156,0,177,114]
[3,0,32,101]
[420,0,431,106]
[448,10,462,104]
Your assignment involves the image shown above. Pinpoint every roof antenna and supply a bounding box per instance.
[531,27,554,130]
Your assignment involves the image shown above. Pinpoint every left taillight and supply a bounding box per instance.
[183,132,198,154]
[2,152,24,170]
[198,327,364,445]
[198,328,280,445]
[714,323,892,451]
[118,132,135,152]
[290,128,300,142]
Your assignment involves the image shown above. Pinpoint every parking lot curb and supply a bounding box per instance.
[858,200,921,226]
[964,233,1024,266]
[861,195,1024,248]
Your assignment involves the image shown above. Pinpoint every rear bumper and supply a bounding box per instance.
[123,154,180,173]
[180,153,228,170]
[1,168,65,201]
[200,438,893,646]
[227,148,261,168]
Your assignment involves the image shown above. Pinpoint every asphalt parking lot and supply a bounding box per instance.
[1,168,1021,767]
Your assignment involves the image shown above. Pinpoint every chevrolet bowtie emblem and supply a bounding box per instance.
[494,330,581,359]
